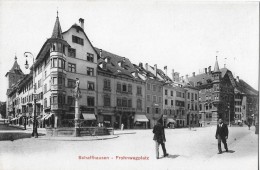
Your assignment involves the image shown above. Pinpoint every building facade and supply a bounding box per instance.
[96,49,146,129]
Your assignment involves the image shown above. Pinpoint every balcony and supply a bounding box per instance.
[51,104,64,110]
[51,85,65,91]
[115,107,135,112]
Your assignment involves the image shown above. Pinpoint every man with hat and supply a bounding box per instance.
[153,115,168,159]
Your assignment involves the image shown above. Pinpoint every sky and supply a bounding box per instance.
[0,0,259,101]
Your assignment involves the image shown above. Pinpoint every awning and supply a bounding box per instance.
[82,113,96,120]
[45,113,54,119]
[167,118,176,124]
[134,114,149,122]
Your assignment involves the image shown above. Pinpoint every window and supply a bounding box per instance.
[38,79,41,88]
[137,86,142,95]
[147,95,151,101]
[122,98,127,107]
[127,99,132,108]
[67,96,75,106]
[44,98,47,108]
[45,71,47,78]
[87,96,95,106]
[158,96,162,103]
[188,93,190,99]
[117,83,121,92]
[68,48,76,58]
[87,53,94,62]
[165,90,168,95]
[58,58,65,69]
[122,84,127,92]
[147,83,151,90]
[171,100,173,106]
[87,82,95,91]
[137,99,142,109]
[191,93,194,100]
[68,79,76,88]
[68,63,76,72]
[72,35,84,45]
[52,58,58,67]
[158,86,162,92]
[171,91,173,96]
[155,108,159,114]
[147,107,150,114]
[104,95,111,107]
[195,94,198,100]
[177,91,182,97]
[38,65,42,74]
[104,79,111,90]
[87,67,94,76]
[165,99,168,105]
[153,96,157,102]
[128,84,132,93]
[152,85,156,91]
[117,98,122,107]
[44,84,47,93]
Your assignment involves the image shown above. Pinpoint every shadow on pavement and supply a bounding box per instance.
[166,154,180,159]
[226,150,235,153]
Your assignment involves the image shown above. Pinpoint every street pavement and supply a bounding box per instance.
[0,126,258,170]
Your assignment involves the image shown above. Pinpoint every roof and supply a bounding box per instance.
[213,57,220,72]
[5,57,24,77]
[235,79,258,96]
[95,47,138,80]
[51,15,63,39]
[188,68,231,87]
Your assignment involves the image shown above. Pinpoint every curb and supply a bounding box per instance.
[36,135,119,141]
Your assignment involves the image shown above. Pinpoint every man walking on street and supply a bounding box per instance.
[153,117,168,159]
[215,118,229,154]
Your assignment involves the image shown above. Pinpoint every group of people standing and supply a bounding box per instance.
[152,117,229,159]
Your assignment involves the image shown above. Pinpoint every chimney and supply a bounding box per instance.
[139,62,143,68]
[172,69,175,81]
[79,18,84,30]
[154,64,157,76]
[192,72,195,77]
[145,63,148,70]
[99,49,102,58]
[204,68,207,74]
[208,66,211,74]
[236,76,239,82]
[122,57,126,63]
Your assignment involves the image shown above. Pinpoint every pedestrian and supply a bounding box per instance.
[121,123,124,130]
[23,117,26,130]
[98,122,101,127]
[215,118,229,154]
[153,117,169,159]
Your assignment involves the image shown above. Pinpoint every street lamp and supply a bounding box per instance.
[24,52,38,138]
[227,103,231,127]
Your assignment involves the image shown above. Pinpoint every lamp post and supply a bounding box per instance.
[227,103,231,127]
[24,52,38,138]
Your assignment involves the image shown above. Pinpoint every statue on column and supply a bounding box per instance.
[75,78,81,98]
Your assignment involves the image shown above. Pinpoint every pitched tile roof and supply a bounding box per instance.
[235,79,258,95]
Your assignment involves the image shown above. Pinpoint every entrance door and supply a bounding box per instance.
[121,114,128,129]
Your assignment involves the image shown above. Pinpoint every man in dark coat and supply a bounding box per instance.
[215,118,229,154]
[153,117,168,159]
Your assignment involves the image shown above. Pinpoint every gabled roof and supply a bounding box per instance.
[95,47,138,80]
[5,57,24,77]
[63,24,99,58]
[235,79,258,96]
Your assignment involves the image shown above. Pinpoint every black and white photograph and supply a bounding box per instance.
[0,1,258,170]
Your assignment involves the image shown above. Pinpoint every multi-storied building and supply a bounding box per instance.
[188,58,236,125]
[96,48,146,129]
[234,76,258,125]
[6,14,98,128]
